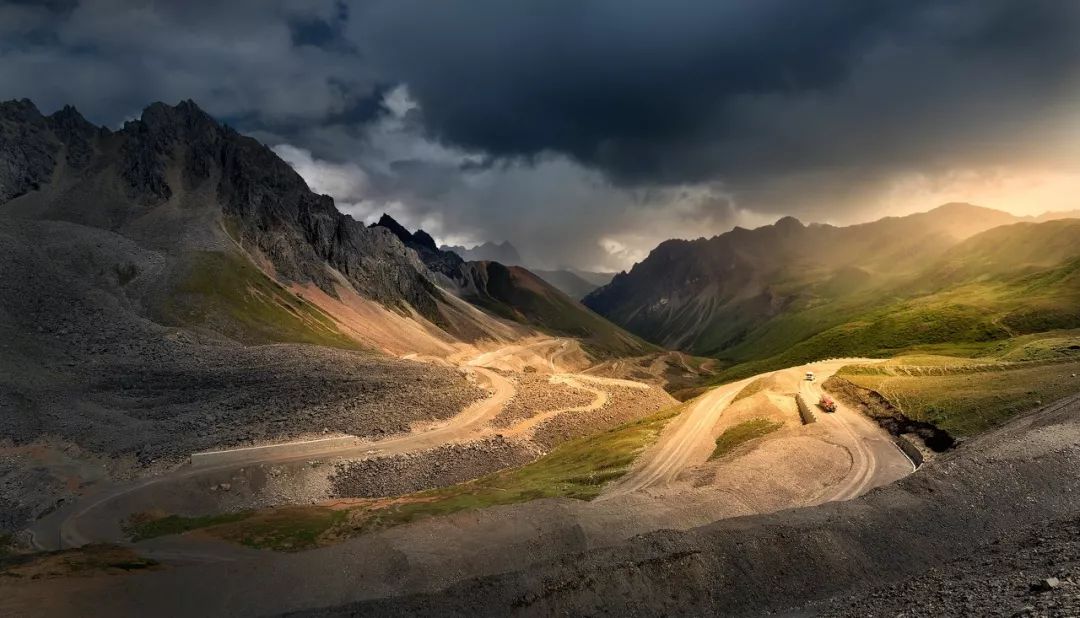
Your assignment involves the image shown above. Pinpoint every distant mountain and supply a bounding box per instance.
[372,216,651,356]
[531,269,615,300]
[440,239,614,301]
[441,240,523,265]
[1030,209,1080,222]
[585,203,1080,364]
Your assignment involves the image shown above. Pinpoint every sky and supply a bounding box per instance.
[3,0,1079,271]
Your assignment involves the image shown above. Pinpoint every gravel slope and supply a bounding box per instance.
[0,218,482,534]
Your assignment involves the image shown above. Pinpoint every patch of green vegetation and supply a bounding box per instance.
[992,331,1080,362]
[709,418,783,460]
[165,402,686,550]
[348,402,685,534]
[125,511,253,542]
[836,357,1080,437]
[216,507,348,551]
[159,250,361,349]
[125,508,347,552]
[710,272,1080,385]
[731,377,767,403]
[0,544,159,579]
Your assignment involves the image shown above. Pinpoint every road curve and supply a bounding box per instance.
[601,358,912,503]
[34,367,515,550]
[600,375,755,498]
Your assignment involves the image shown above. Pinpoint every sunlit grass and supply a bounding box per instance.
[836,357,1080,437]
[709,418,783,460]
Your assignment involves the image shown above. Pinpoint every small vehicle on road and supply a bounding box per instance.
[819,395,837,413]
[805,371,815,382]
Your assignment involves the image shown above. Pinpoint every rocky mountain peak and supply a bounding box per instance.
[412,229,438,251]
[372,213,413,243]
[0,98,45,123]
[773,215,804,231]
[0,97,451,325]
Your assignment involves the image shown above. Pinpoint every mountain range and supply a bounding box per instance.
[440,239,615,300]
[585,202,1080,375]
[4,95,1076,380]
[441,240,523,265]
[370,214,646,356]
[0,98,650,365]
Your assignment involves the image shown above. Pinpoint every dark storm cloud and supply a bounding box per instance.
[3,0,1079,269]
[0,0,373,128]
[347,0,1080,185]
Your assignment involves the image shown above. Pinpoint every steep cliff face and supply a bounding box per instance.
[0,98,447,325]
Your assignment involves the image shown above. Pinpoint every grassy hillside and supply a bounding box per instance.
[156,250,363,349]
[706,221,1080,382]
[830,337,1080,436]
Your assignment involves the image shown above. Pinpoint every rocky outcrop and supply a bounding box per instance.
[0,98,449,323]
[0,99,59,203]
[370,213,465,280]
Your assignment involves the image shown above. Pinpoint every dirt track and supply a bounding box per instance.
[29,342,667,555]
[30,366,514,551]
[604,359,912,503]
[8,354,920,617]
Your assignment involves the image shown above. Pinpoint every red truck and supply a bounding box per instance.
[819,395,837,413]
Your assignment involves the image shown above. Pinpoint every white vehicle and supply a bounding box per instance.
[805,371,815,382]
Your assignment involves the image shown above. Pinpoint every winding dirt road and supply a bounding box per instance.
[601,375,755,498]
[32,367,515,550]
[31,352,911,558]
[603,359,913,503]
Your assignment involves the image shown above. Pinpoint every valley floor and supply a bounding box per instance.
[1,346,923,616]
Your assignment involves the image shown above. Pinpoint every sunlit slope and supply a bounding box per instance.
[154,250,363,349]
[711,219,1080,381]
[587,205,1080,365]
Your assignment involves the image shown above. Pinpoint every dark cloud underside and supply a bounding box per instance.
[2,0,1079,269]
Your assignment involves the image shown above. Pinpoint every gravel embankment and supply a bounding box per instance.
[490,375,596,428]
[299,394,1080,617]
[0,219,483,467]
[817,514,1080,617]
[328,436,542,498]
[532,384,676,449]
